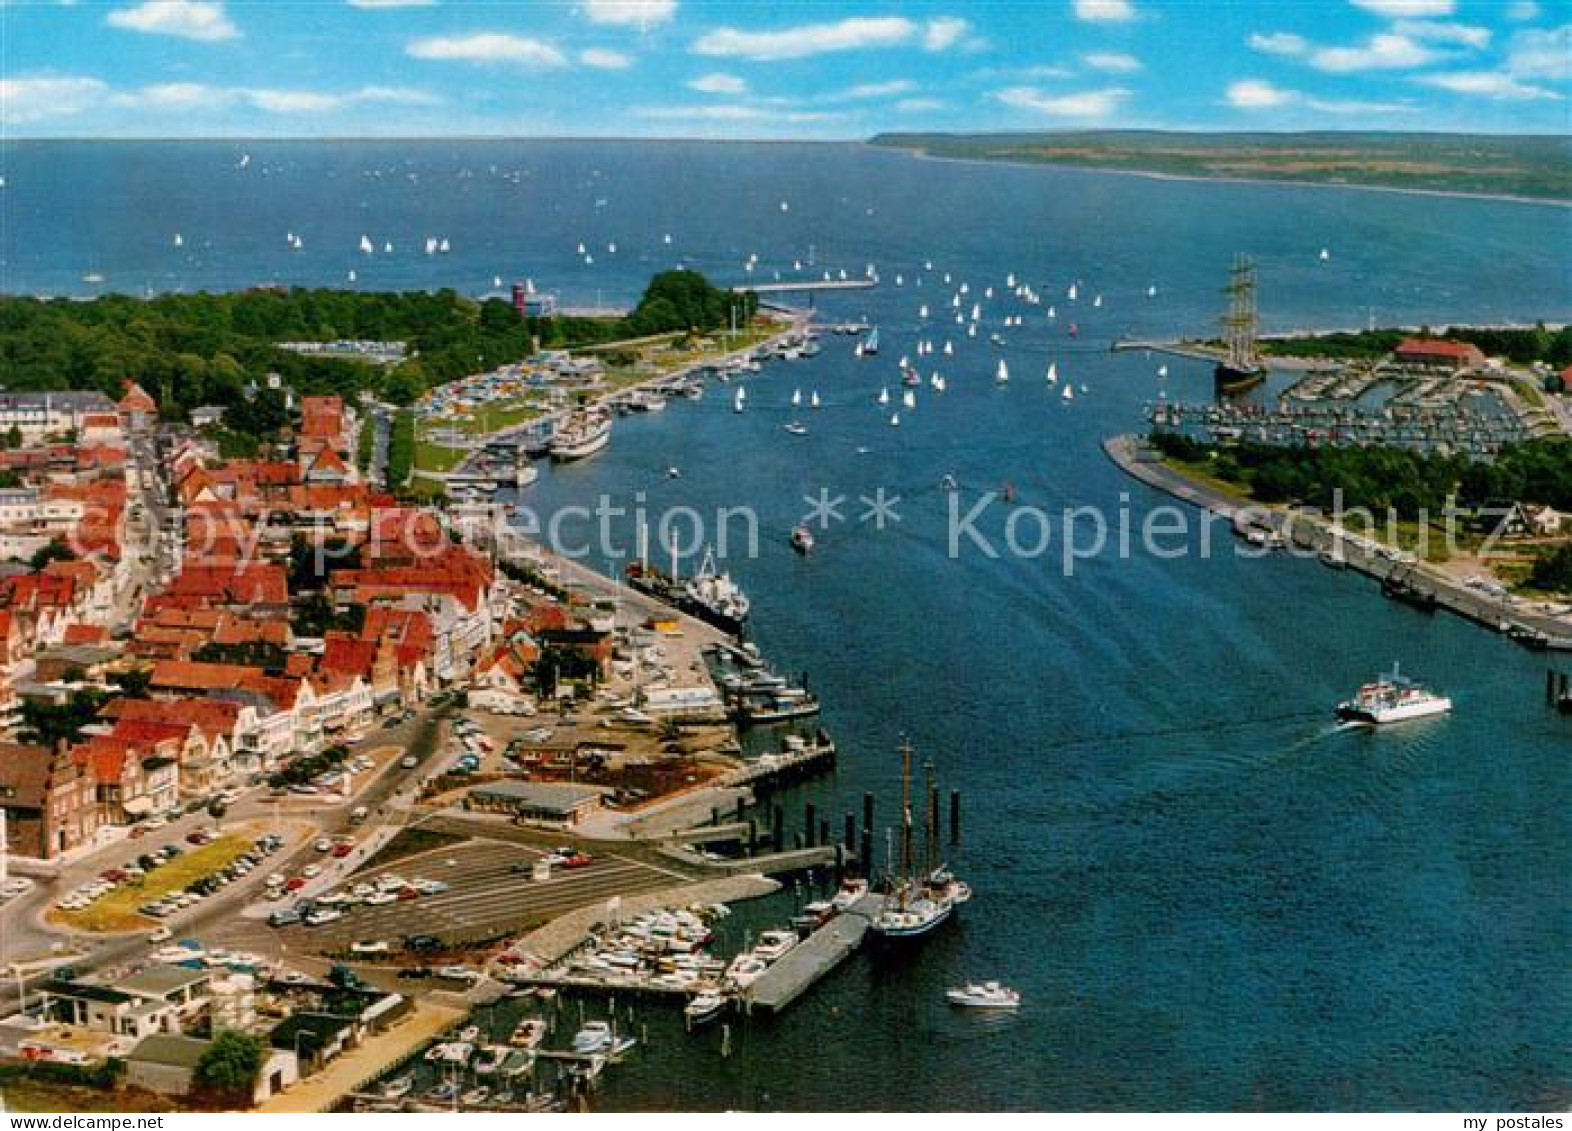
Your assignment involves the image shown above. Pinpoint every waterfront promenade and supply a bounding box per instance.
[1104,434,1572,645]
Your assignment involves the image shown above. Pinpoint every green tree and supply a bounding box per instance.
[29,537,76,571]
[195,1030,265,1102]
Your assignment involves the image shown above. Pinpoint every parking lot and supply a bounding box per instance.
[266,836,690,953]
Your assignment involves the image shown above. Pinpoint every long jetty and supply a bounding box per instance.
[743,893,885,1014]
[733,279,878,294]
[1103,434,1572,649]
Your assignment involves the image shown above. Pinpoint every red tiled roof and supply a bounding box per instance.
[1394,338,1483,360]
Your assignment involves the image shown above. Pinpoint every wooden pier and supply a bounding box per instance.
[743,893,885,1014]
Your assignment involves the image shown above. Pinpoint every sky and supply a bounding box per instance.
[1,0,1568,138]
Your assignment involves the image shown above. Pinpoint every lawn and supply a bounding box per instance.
[413,437,467,473]
[0,1079,177,1113]
[50,834,253,933]
[457,400,543,436]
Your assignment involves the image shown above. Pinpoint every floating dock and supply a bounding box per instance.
[743,893,885,1014]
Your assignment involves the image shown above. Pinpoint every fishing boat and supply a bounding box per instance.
[946,982,1021,1010]
[548,410,612,461]
[684,991,727,1026]
[790,525,815,554]
[1336,663,1452,725]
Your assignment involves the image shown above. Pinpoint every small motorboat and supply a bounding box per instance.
[790,525,815,554]
[684,990,727,1026]
[784,421,808,436]
[572,1021,614,1055]
[509,1018,547,1049]
[460,1085,490,1107]
[945,981,1021,1010]
[381,1075,414,1100]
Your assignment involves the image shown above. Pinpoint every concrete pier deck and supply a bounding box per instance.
[743,893,885,1014]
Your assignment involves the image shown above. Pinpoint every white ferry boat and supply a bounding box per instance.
[1336,664,1452,725]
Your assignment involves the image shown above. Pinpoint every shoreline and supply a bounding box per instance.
[1102,434,1572,647]
[873,142,1572,210]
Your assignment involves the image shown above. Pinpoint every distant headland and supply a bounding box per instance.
[868,130,1572,203]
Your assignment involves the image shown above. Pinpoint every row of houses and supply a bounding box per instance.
[0,385,617,861]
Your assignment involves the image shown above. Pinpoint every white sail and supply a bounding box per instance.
[996,359,1009,384]
[173,233,183,248]
[902,389,916,409]
[1157,364,1169,378]
[359,234,374,254]
[792,389,802,407]
[810,391,821,409]
[1062,385,1074,400]
[889,413,901,427]
[1067,283,1078,301]
[877,387,890,405]
[1046,362,1058,384]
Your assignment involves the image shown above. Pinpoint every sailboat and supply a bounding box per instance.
[1319,247,1331,261]
[1147,284,1158,298]
[1092,294,1103,309]
[1047,305,1056,319]
[493,275,503,289]
[1067,282,1079,301]
[576,242,587,255]
[663,232,673,244]
[791,389,802,408]
[919,303,929,319]
[810,391,821,409]
[733,387,746,413]
[438,237,450,253]
[902,389,917,410]
[869,743,960,942]
[889,413,901,427]
[1157,364,1169,378]
[995,359,1009,385]
[1062,384,1075,401]
[942,341,954,357]
[359,234,374,254]
[425,237,438,255]
[1046,362,1058,385]
[173,233,183,248]
[877,387,890,406]
[383,240,393,253]
[347,269,357,282]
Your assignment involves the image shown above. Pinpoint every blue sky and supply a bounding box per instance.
[1,1,1568,137]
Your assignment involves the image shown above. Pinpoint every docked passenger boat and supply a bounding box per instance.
[945,982,1021,1010]
[548,410,612,461]
[1336,663,1452,725]
[869,741,963,944]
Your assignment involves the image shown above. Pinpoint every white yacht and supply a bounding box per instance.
[945,982,1021,1010]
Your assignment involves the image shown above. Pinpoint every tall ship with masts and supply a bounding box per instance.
[1214,254,1268,395]
[869,741,965,941]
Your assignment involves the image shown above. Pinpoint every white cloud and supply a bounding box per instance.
[832,80,918,100]
[581,48,633,69]
[687,72,747,94]
[1226,78,1414,115]
[0,74,108,123]
[1509,25,1571,80]
[407,33,567,67]
[1248,32,1308,56]
[1348,0,1454,16]
[1083,51,1142,73]
[1,75,438,124]
[1393,20,1490,48]
[105,1,238,41]
[1507,2,1541,21]
[995,85,1130,117]
[693,17,917,61]
[1311,33,1439,72]
[346,1,436,8]
[1226,79,1293,108]
[1072,0,1135,22]
[584,0,676,28]
[895,97,945,112]
[1416,70,1561,100]
[923,17,969,51]
[631,103,840,124]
